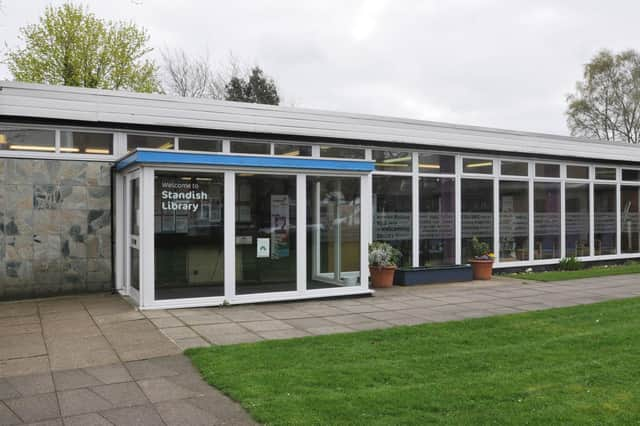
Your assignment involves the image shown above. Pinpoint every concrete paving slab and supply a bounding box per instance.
[0,356,50,378]
[84,363,132,385]
[100,404,165,426]
[7,373,54,396]
[5,392,60,423]
[91,382,149,408]
[0,401,21,425]
[63,412,112,426]
[57,388,112,417]
[137,377,197,403]
[52,369,103,391]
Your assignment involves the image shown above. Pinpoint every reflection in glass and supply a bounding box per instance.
[372,150,412,172]
[594,184,617,255]
[128,134,174,151]
[463,158,493,174]
[179,138,222,152]
[501,161,528,176]
[373,176,412,265]
[154,172,224,299]
[235,175,297,294]
[567,165,589,179]
[595,167,616,180]
[273,144,312,156]
[462,179,494,260]
[621,186,639,253]
[535,163,560,178]
[565,183,590,257]
[499,181,529,261]
[534,182,560,259]
[307,176,361,289]
[60,131,113,155]
[230,141,270,154]
[622,169,640,182]
[420,177,455,265]
[320,146,365,159]
[418,153,455,174]
[130,248,139,291]
[0,128,55,152]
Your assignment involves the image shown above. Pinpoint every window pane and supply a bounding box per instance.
[372,150,412,172]
[419,177,455,266]
[534,182,560,259]
[128,134,174,151]
[621,186,640,253]
[320,146,365,159]
[462,179,494,260]
[230,141,270,154]
[499,181,529,261]
[0,128,55,152]
[535,163,560,178]
[273,143,312,156]
[373,175,412,266]
[307,176,361,288]
[567,165,589,179]
[130,178,139,235]
[154,172,224,299]
[595,167,616,180]
[179,138,222,152]
[235,175,297,294]
[418,153,455,174]
[622,169,640,182]
[501,161,528,176]
[565,183,590,257]
[59,131,113,155]
[594,184,617,255]
[462,158,493,174]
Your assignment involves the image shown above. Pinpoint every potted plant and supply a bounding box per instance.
[368,241,401,288]
[469,237,495,280]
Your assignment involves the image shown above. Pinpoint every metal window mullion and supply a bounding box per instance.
[589,180,595,257]
[455,155,462,264]
[54,129,60,154]
[412,152,420,267]
[560,179,566,259]
[224,171,236,300]
[528,162,535,262]
[616,180,622,255]
[296,174,306,292]
[493,177,499,263]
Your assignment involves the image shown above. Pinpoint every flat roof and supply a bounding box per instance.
[0,81,639,163]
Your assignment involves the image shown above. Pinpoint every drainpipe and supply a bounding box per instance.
[110,164,117,295]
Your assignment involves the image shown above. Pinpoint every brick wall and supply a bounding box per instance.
[0,158,113,300]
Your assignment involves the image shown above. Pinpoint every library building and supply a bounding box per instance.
[0,82,639,309]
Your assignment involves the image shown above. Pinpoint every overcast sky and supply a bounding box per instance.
[1,1,640,135]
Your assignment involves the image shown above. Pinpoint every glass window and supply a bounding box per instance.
[235,174,297,294]
[0,127,55,152]
[273,143,312,156]
[373,176,412,266]
[462,179,494,260]
[130,178,139,235]
[320,146,365,159]
[622,169,640,182]
[621,186,640,253]
[499,181,529,262]
[418,153,455,174]
[594,184,617,255]
[178,138,222,152]
[372,150,412,172]
[534,182,560,259]
[154,172,224,299]
[535,163,560,178]
[419,177,455,266]
[307,176,361,288]
[462,158,493,174]
[565,183,590,257]
[230,140,270,154]
[501,161,528,176]
[59,131,113,155]
[567,165,589,180]
[595,167,616,180]
[128,134,174,151]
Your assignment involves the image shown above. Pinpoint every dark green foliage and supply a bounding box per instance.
[511,261,640,281]
[557,257,583,271]
[470,236,492,258]
[224,66,280,105]
[187,297,640,425]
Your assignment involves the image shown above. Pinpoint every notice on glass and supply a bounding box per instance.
[257,238,270,258]
[270,195,290,259]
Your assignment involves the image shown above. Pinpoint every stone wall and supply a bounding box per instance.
[0,158,113,300]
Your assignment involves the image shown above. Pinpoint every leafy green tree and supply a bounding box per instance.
[224,66,280,105]
[6,3,160,92]
[567,50,640,143]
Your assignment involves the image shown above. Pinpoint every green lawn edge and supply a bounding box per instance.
[185,297,640,425]
[506,262,640,282]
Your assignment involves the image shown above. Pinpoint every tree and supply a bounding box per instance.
[6,3,160,92]
[566,50,640,143]
[224,66,280,105]
[160,48,224,99]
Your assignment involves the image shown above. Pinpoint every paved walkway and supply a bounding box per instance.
[0,295,253,425]
[0,275,638,425]
[150,275,640,348]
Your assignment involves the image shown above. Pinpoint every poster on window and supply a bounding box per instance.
[270,195,290,259]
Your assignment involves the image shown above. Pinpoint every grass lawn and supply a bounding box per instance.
[507,261,640,282]
[186,297,640,425]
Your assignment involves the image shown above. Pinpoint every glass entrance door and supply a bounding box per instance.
[235,174,297,295]
[125,174,141,302]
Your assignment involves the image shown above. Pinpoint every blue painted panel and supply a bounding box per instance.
[117,150,374,172]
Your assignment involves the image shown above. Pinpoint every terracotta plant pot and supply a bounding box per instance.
[369,266,397,288]
[469,259,494,280]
